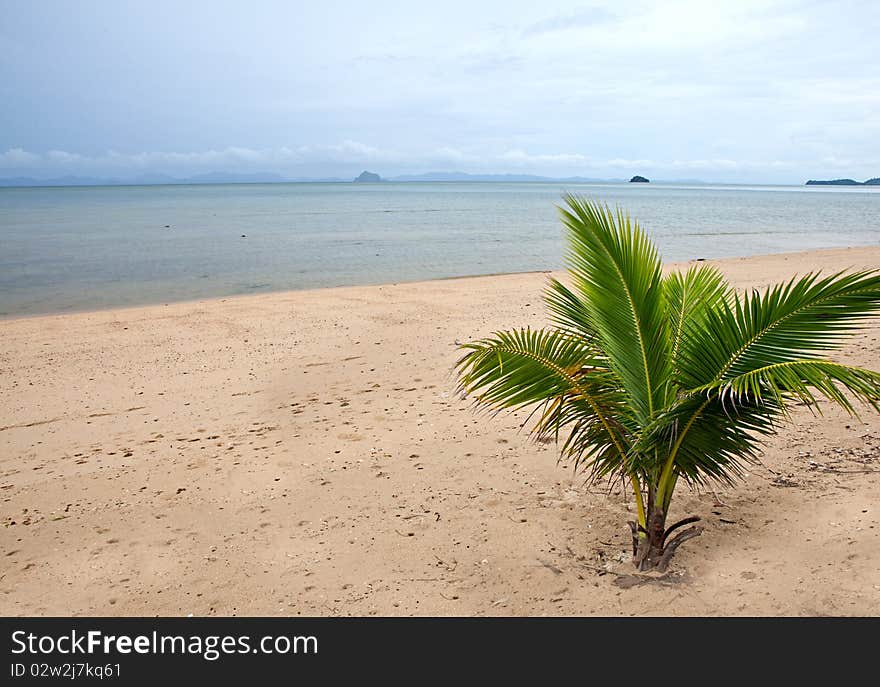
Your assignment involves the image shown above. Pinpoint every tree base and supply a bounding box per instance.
[628,517,703,572]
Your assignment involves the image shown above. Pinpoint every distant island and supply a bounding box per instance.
[629,175,649,183]
[806,178,880,186]
[354,171,382,183]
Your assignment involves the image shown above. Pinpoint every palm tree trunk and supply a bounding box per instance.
[634,504,667,570]
[632,491,703,571]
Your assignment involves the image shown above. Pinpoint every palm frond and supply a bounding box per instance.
[646,360,880,495]
[648,392,782,487]
[678,269,880,390]
[664,264,730,373]
[539,394,633,482]
[557,195,671,423]
[710,360,880,415]
[544,276,596,339]
[455,327,630,464]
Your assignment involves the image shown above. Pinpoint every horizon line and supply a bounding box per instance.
[2,172,873,189]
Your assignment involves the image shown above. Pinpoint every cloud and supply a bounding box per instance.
[46,149,85,164]
[0,142,415,176]
[0,148,40,166]
[5,143,874,183]
[498,149,801,172]
[501,149,591,166]
[521,6,616,37]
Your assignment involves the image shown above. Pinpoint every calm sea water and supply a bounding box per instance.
[0,181,878,317]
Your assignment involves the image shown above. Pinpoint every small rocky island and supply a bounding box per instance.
[629,175,649,183]
[806,177,879,186]
[354,170,382,183]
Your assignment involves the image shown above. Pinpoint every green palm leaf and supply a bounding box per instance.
[648,392,782,494]
[544,276,596,339]
[557,195,671,423]
[663,263,730,374]
[455,327,630,462]
[711,359,880,413]
[679,270,880,390]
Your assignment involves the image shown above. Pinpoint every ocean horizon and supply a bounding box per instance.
[1,180,878,317]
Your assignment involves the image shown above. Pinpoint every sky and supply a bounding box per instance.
[1,0,878,183]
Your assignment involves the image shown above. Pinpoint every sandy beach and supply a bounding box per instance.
[2,245,879,617]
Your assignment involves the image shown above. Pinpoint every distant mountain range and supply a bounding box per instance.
[0,170,705,188]
[805,178,880,186]
[387,171,629,183]
[0,172,347,187]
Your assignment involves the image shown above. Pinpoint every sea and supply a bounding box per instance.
[0,181,877,317]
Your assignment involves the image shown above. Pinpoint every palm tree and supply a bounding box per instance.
[456,195,880,571]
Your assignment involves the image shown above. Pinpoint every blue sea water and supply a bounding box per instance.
[0,181,878,317]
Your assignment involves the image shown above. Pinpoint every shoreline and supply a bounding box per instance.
[2,245,879,616]
[2,244,878,323]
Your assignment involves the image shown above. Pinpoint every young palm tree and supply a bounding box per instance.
[456,195,880,571]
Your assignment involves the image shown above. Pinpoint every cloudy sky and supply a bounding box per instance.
[1,0,878,183]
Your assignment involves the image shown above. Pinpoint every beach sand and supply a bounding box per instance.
[2,246,879,617]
